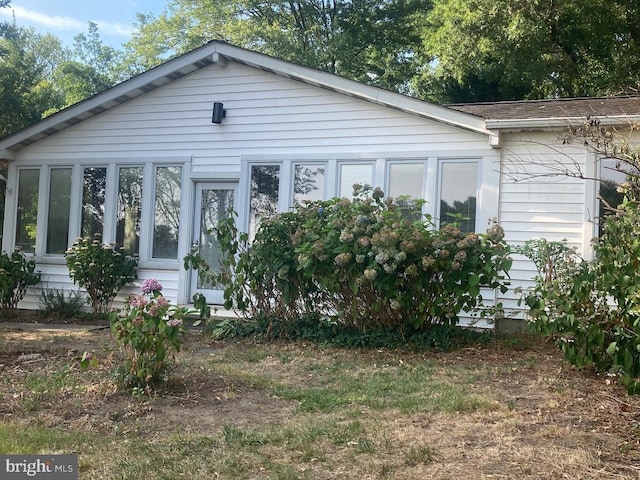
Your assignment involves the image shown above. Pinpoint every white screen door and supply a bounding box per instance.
[190,183,237,304]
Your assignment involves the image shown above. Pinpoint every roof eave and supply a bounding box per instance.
[485,115,640,130]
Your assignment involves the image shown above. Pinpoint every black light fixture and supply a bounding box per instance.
[212,102,226,124]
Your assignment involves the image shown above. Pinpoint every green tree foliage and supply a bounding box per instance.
[416,0,640,102]
[122,0,427,93]
[0,23,64,136]
[49,22,123,109]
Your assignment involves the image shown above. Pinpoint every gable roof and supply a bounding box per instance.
[0,40,490,160]
[447,97,640,129]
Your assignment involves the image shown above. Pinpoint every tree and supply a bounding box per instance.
[122,0,428,93]
[0,22,64,136]
[415,0,640,103]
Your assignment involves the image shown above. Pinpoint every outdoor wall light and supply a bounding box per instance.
[212,102,226,124]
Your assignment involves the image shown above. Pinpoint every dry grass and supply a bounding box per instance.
[1,325,640,479]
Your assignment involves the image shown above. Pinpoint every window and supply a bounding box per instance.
[388,162,425,221]
[294,164,325,204]
[249,165,280,240]
[15,169,39,253]
[339,163,373,197]
[46,168,72,254]
[153,166,182,259]
[81,167,107,238]
[439,162,478,232]
[116,167,143,256]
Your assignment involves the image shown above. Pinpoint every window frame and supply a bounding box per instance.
[436,159,480,231]
[7,159,188,265]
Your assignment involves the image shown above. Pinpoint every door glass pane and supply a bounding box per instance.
[198,189,234,289]
[388,163,425,221]
[153,166,182,259]
[46,168,72,254]
[16,169,39,253]
[116,167,143,256]
[440,162,478,232]
[294,164,325,204]
[81,167,106,238]
[339,164,373,197]
[249,165,280,240]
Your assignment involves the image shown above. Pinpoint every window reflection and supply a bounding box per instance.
[249,165,280,240]
[153,166,182,259]
[117,167,143,256]
[339,164,373,197]
[294,164,325,204]
[46,168,72,254]
[440,162,478,232]
[81,167,106,238]
[16,169,39,253]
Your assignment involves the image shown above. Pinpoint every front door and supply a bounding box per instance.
[190,182,237,305]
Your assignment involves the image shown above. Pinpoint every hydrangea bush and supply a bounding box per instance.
[110,279,192,390]
[188,185,512,333]
[65,235,138,315]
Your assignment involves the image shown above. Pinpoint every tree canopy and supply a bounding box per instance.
[121,0,428,94]
[416,0,640,102]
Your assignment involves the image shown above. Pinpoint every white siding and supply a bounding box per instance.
[497,132,592,318]
[11,61,494,310]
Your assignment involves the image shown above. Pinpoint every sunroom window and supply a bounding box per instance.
[293,163,325,204]
[15,169,39,253]
[439,161,478,232]
[248,165,280,240]
[81,167,107,238]
[46,168,72,254]
[152,166,182,259]
[116,167,143,256]
[388,162,425,221]
[338,163,373,197]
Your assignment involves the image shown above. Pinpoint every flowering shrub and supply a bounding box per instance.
[109,279,191,390]
[187,185,512,333]
[65,235,138,315]
[0,250,40,310]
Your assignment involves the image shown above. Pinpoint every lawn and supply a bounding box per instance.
[1,324,639,479]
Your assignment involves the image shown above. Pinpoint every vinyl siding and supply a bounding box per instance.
[12,61,493,310]
[497,132,591,317]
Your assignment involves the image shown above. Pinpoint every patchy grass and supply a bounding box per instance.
[1,326,640,479]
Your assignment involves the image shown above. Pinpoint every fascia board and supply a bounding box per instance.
[485,115,640,130]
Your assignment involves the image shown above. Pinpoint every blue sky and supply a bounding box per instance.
[0,0,169,49]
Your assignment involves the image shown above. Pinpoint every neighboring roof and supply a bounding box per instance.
[0,40,489,159]
[447,97,640,129]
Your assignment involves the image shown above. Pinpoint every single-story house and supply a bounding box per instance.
[0,40,637,326]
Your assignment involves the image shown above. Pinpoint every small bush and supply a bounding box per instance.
[65,235,138,315]
[38,288,84,319]
[110,279,193,390]
[0,250,40,310]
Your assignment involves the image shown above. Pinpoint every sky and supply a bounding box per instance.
[0,0,169,49]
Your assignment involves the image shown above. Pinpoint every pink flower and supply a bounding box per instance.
[167,318,182,327]
[129,295,147,308]
[156,296,169,307]
[141,278,163,294]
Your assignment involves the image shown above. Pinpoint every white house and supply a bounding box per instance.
[0,41,636,326]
